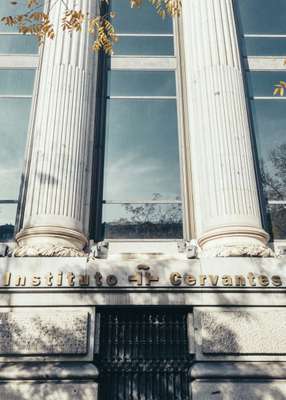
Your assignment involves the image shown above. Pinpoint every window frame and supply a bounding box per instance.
[234,0,286,248]
[90,16,193,252]
[0,53,39,245]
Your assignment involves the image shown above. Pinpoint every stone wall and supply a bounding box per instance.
[0,256,285,399]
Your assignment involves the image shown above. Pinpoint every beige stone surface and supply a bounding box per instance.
[192,381,286,400]
[199,308,286,354]
[0,309,89,355]
[0,382,98,400]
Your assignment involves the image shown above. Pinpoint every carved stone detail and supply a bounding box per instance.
[13,246,86,257]
[201,245,275,258]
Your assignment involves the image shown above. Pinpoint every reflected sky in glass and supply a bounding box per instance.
[0,0,32,32]
[242,37,286,57]
[108,70,176,96]
[111,0,173,34]
[236,0,286,34]
[0,35,39,54]
[104,99,181,202]
[247,72,286,98]
[0,98,32,199]
[0,203,17,226]
[250,100,286,200]
[113,36,174,56]
[0,69,35,95]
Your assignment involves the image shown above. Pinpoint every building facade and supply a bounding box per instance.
[0,0,286,398]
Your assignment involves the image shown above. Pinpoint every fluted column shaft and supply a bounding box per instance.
[182,0,270,255]
[16,0,96,256]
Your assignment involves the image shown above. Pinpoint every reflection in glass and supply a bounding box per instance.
[104,99,181,202]
[266,204,286,240]
[247,71,286,98]
[242,37,286,57]
[103,201,183,239]
[113,36,174,56]
[250,100,286,239]
[0,98,32,199]
[0,203,17,241]
[0,1,31,32]
[0,35,38,54]
[250,100,286,201]
[0,69,35,95]
[236,0,286,35]
[108,71,176,97]
[111,0,173,34]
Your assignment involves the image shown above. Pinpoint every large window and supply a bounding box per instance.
[236,0,286,240]
[0,1,38,241]
[92,1,185,240]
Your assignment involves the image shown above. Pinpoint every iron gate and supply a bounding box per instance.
[96,308,191,400]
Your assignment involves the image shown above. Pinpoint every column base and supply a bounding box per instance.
[198,226,274,258]
[15,226,88,257]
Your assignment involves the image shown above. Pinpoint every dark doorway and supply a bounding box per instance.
[96,308,191,400]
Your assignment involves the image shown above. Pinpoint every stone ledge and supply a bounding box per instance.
[191,362,286,379]
[0,363,98,380]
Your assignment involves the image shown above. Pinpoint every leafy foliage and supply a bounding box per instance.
[0,0,181,54]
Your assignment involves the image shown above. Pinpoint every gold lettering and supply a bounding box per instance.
[199,275,207,286]
[106,274,118,287]
[32,275,41,287]
[45,272,53,287]
[208,275,219,286]
[222,275,233,287]
[95,272,103,287]
[271,275,282,287]
[184,274,196,286]
[56,272,63,287]
[247,272,256,287]
[234,275,246,287]
[67,272,75,287]
[128,272,143,286]
[3,272,11,286]
[79,275,90,287]
[258,275,269,287]
[15,276,26,287]
[170,272,182,286]
[144,272,159,286]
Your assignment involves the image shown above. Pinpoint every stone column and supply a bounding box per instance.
[182,0,271,256]
[15,0,96,256]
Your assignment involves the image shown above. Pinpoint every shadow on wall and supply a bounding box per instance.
[0,380,97,400]
[0,306,97,400]
[193,294,286,400]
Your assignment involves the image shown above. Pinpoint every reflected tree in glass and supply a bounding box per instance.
[260,144,286,239]
[105,193,183,239]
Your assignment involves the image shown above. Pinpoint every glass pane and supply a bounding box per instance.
[103,203,183,239]
[242,37,286,57]
[0,1,31,32]
[250,100,286,201]
[104,99,181,201]
[0,203,17,241]
[236,0,286,34]
[266,204,286,240]
[0,69,35,95]
[111,0,173,34]
[0,98,32,199]
[246,71,286,98]
[113,36,174,56]
[108,70,176,97]
[0,35,38,54]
